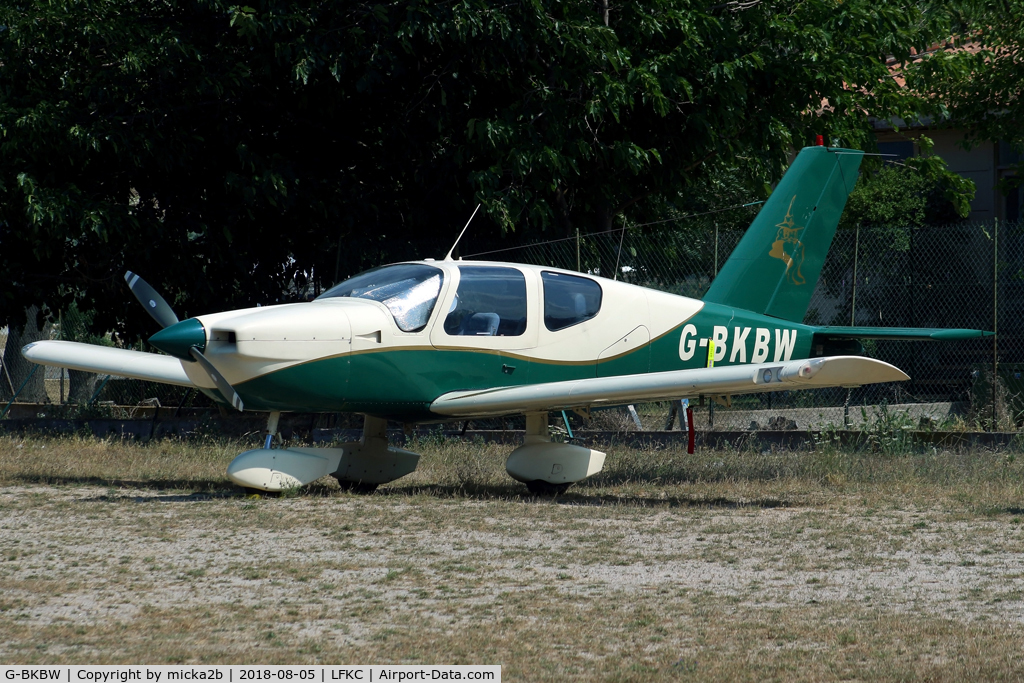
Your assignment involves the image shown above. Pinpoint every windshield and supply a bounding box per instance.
[318,264,444,332]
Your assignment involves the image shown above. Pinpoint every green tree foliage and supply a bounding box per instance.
[842,165,955,236]
[840,138,977,236]
[906,0,1024,177]
[0,0,957,337]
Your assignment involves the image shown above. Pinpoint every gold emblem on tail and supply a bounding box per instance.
[769,196,806,285]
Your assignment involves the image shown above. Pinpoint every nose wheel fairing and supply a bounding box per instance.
[226,443,421,492]
[227,447,345,490]
[225,415,421,492]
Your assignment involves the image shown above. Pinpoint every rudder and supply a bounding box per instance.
[703,146,863,322]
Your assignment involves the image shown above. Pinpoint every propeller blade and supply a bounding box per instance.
[124,271,180,329]
[188,347,244,412]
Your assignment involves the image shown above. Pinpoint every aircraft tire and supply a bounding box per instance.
[333,476,379,494]
[525,480,571,496]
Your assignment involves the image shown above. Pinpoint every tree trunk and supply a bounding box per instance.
[67,370,98,404]
[555,186,574,238]
[0,305,51,403]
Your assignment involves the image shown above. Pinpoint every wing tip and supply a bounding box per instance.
[860,358,910,384]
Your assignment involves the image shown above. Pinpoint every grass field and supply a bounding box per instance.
[3,432,1024,681]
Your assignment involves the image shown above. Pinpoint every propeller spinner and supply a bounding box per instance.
[124,271,244,411]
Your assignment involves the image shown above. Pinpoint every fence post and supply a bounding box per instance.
[0,365,39,420]
[992,217,999,430]
[0,349,14,396]
[714,223,719,276]
[845,225,859,428]
[576,228,580,273]
[909,227,917,398]
[334,236,343,284]
[58,309,64,404]
[89,375,111,405]
[850,225,859,326]
[613,216,626,281]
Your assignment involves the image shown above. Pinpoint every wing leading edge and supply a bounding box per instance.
[429,356,908,418]
[22,340,195,388]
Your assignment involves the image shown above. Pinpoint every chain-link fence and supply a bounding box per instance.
[0,305,208,417]
[3,219,1022,429]
[467,219,1023,430]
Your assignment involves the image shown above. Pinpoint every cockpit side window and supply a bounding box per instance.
[444,266,527,337]
[541,271,602,331]
[317,264,444,332]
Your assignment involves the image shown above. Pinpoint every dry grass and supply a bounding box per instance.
[2,433,1024,680]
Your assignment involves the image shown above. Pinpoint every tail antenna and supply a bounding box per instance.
[444,203,482,261]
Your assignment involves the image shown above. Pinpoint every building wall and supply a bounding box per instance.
[874,128,1013,223]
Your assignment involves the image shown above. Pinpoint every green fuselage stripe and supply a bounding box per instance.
[231,303,816,420]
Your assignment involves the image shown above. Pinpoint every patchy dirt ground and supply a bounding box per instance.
[4,435,1024,679]
[3,481,1024,681]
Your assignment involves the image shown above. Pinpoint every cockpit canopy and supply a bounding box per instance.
[319,262,604,336]
[318,264,443,332]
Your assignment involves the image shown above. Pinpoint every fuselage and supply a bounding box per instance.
[169,260,817,420]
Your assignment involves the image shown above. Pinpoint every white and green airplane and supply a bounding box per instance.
[22,145,991,494]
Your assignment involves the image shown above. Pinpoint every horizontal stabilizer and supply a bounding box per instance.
[21,340,195,387]
[814,326,993,341]
[430,356,908,418]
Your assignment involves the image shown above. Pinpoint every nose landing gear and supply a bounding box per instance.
[225,412,420,492]
[330,415,420,492]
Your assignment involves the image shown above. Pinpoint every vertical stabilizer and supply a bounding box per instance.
[703,146,863,322]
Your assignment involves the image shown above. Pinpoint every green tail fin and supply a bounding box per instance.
[703,146,863,322]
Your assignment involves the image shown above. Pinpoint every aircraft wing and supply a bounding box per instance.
[21,340,196,387]
[429,356,908,418]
